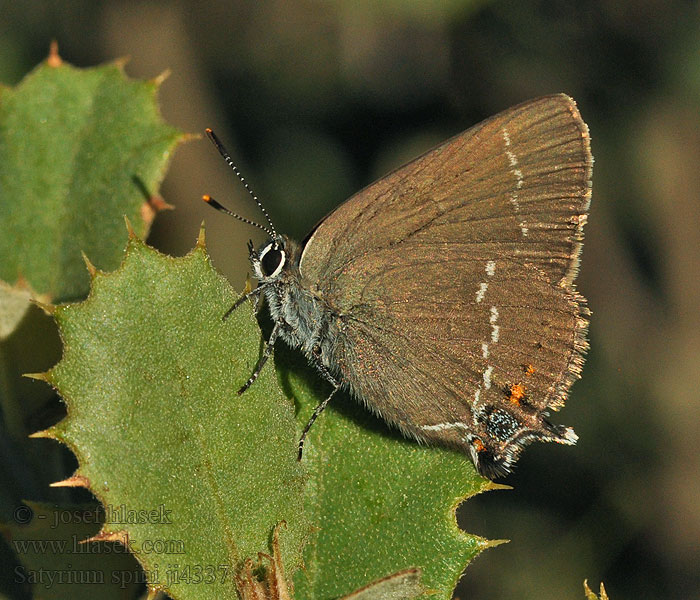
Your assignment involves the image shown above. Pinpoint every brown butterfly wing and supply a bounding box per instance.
[327,256,586,449]
[299,94,592,474]
[301,94,591,288]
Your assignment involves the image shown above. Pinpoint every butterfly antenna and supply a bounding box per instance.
[205,128,278,240]
[201,195,275,238]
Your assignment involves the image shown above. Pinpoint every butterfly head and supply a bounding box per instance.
[249,236,290,282]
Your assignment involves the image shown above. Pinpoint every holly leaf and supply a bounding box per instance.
[38,230,310,600]
[36,227,499,600]
[0,46,183,339]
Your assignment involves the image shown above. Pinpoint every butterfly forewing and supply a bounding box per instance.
[300,94,591,289]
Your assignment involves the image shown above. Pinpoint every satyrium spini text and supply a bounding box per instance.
[203,94,592,478]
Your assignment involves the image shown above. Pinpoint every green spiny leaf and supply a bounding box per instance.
[42,224,499,600]
[0,49,183,312]
[47,233,310,600]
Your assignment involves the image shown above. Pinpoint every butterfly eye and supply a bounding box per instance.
[260,245,285,277]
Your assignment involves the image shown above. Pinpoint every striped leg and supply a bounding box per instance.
[223,283,268,321]
[297,361,340,459]
[237,323,279,395]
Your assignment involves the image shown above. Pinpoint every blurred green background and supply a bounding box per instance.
[1,1,699,599]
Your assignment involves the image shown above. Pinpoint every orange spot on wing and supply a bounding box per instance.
[509,383,526,405]
[473,438,486,453]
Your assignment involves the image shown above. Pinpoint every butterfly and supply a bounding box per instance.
[203,94,592,478]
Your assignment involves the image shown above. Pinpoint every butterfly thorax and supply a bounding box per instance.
[252,236,343,377]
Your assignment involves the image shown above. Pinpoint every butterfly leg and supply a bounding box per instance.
[223,283,268,321]
[298,386,339,460]
[298,359,341,459]
[237,323,279,395]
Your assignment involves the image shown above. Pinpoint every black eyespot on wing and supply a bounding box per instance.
[261,247,283,276]
[481,407,521,442]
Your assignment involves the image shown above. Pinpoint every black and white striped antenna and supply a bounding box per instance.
[202,128,278,241]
